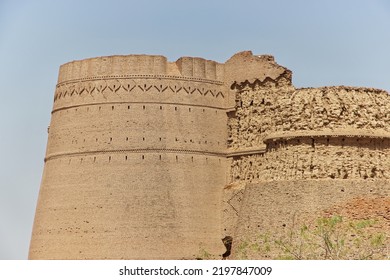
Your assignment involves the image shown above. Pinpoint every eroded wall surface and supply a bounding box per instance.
[229,85,389,151]
[227,70,390,259]
[231,137,389,183]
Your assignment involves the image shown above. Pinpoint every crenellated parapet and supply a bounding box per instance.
[58,55,225,83]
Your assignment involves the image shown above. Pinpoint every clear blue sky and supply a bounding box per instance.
[0,0,389,259]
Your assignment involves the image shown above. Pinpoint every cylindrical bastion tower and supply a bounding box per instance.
[30,55,230,259]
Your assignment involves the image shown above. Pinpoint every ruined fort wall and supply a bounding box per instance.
[30,55,229,259]
[224,135,390,240]
[230,137,390,183]
[226,62,390,259]
[229,86,390,150]
[228,85,390,183]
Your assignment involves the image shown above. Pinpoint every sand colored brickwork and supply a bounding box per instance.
[30,51,390,259]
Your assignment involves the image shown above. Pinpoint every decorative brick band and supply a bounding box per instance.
[44,148,228,162]
[54,77,226,103]
[51,101,233,114]
[226,146,266,157]
[57,74,224,87]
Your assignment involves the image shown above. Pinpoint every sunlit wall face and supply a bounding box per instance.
[1,0,389,259]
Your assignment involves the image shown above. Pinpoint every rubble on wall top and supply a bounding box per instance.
[224,51,293,88]
[297,85,389,95]
[263,129,390,142]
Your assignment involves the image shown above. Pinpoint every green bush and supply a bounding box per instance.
[236,216,388,260]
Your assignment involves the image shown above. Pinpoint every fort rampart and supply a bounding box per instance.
[30,51,390,259]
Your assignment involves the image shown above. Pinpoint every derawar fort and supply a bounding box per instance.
[30,51,390,259]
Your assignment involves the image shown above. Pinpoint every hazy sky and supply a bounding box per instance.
[0,0,389,259]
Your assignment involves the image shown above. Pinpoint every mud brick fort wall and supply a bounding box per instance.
[30,51,390,259]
